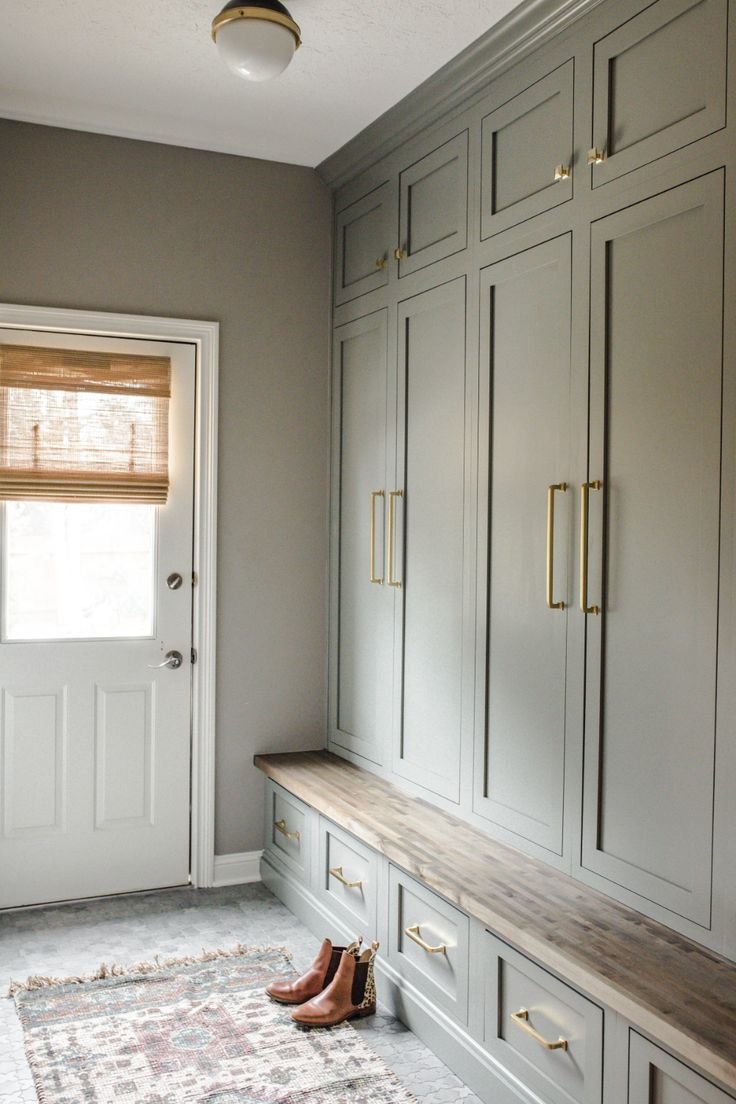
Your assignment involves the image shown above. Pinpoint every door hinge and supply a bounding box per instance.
[191,647,198,665]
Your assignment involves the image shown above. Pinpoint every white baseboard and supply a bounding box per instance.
[212,850,263,887]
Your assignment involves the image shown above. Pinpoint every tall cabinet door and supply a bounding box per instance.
[392,278,468,802]
[582,172,724,926]
[329,311,394,765]
[474,236,572,854]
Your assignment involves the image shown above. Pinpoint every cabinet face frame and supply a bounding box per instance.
[397,131,469,278]
[334,182,393,306]
[328,309,395,765]
[480,60,574,239]
[590,0,727,188]
[473,234,573,855]
[581,171,724,927]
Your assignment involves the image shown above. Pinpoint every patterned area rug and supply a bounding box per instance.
[10,945,417,1103]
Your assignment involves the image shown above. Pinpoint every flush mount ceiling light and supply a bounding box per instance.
[211,1,302,82]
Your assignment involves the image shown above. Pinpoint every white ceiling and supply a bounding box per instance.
[0,1,522,168]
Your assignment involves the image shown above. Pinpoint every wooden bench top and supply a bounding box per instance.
[255,749,736,1091]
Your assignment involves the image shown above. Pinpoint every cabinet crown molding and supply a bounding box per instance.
[317,0,606,189]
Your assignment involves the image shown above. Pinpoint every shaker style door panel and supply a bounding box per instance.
[582,172,724,925]
[329,311,394,764]
[629,1033,735,1104]
[591,0,727,187]
[481,61,574,239]
[335,182,393,305]
[392,278,467,802]
[475,236,572,853]
[398,131,468,277]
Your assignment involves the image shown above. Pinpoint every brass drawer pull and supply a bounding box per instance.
[588,147,606,165]
[273,818,300,842]
[511,1008,568,1051]
[546,482,567,610]
[329,865,364,890]
[554,164,570,181]
[579,480,602,615]
[404,923,447,955]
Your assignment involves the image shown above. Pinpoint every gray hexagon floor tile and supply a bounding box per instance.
[0,883,483,1104]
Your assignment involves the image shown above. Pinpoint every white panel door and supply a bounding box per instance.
[0,329,195,908]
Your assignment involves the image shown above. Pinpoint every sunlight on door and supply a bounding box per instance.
[3,501,156,641]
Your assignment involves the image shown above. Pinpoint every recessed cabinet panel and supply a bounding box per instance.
[330,312,393,765]
[398,132,468,276]
[629,1033,735,1104]
[481,61,574,238]
[483,932,603,1104]
[591,0,726,187]
[583,172,724,925]
[335,183,392,305]
[264,781,313,884]
[393,279,467,802]
[318,817,377,935]
[475,236,571,853]
[388,865,469,1022]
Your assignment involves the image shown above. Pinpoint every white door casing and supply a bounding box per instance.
[0,305,218,904]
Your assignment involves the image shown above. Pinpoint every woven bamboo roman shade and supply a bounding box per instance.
[0,344,171,503]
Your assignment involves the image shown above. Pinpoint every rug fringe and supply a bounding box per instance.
[8,943,291,998]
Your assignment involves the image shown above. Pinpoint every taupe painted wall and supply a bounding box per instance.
[0,119,331,856]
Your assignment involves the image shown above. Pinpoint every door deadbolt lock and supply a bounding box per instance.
[167,572,184,590]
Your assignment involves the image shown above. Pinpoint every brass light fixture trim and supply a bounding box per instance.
[211,1,302,49]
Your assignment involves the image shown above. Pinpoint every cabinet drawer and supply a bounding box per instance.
[481,60,573,239]
[591,0,726,187]
[483,931,603,1104]
[335,182,392,305]
[388,866,469,1022]
[317,817,378,935]
[397,131,468,277]
[263,781,313,884]
[629,1033,735,1104]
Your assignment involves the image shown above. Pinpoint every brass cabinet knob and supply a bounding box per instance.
[393,246,407,261]
[375,256,387,270]
[587,147,606,165]
[554,164,571,181]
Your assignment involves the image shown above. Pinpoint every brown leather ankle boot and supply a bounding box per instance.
[290,941,378,1027]
[265,938,361,1005]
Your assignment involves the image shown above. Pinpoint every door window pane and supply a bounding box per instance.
[3,502,156,641]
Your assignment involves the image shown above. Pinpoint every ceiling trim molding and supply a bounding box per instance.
[317,0,607,189]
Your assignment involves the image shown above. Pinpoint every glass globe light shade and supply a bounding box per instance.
[215,17,297,82]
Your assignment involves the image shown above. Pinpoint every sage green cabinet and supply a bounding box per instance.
[481,61,574,238]
[474,235,572,853]
[629,1034,735,1104]
[397,131,469,277]
[582,171,724,926]
[328,310,394,764]
[392,278,468,802]
[590,0,727,187]
[334,183,393,305]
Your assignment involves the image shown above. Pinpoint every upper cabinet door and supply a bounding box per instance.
[582,172,724,926]
[328,310,394,765]
[392,277,468,802]
[481,61,574,239]
[397,131,469,278]
[590,0,727,187]
[334,182,393,306]
[474,236,572,855]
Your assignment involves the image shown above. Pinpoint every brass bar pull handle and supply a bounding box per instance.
[273,818,300,842]
[554,164,570,181]
[329,865,364,890]
[510,1008,568,1052]
[370,491,385,584]
[546,482,567,610]
[588,147,606,165]
[580,480,602,615]
[404,924,447,955]
[387,490,403,588]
